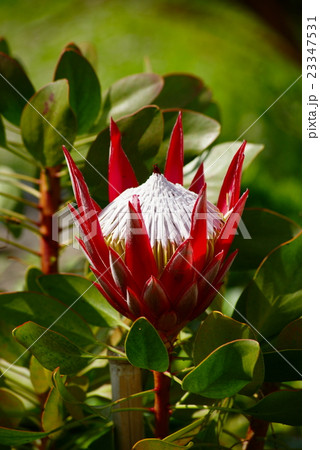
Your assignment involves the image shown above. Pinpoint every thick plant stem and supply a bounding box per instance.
[243,417,269,450]
[39,166,60,274]
[153,371,171,439]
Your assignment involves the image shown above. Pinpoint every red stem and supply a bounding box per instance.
[39,167,61,274]
[153,371,171,438]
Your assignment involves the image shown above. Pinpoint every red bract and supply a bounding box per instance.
[63,114,248,342]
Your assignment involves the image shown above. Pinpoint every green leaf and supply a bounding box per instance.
[42,386,64,438]
[103,73,164,121]
[277,318,302,350]
[29,355,52,395]
[0,166,23,237]
[0,291,95,347]
[182,339,260,399]
[0,428,50,446]
[234,234,302,339]
[54,48,101,134]
[21,79,77,167]
[36,273,122,328]
[0,388,25,427]
[230,208,301,271]
[133,440,182,449]
[245,390,302,426]
[156,109,220,167]
[0,319,28,365]
[0,115,5,147]
[263,349,302,382]
[125,318,169,372]
[13,321,91,374]
[83,106,163,204]
[184,141,264,203]
[0,53,34,125]
[0,38,10,55]
[154,73,204,109]
[193,311,255,365]
[25,266,43,292]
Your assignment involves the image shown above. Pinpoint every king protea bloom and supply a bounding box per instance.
[63,112,248,342]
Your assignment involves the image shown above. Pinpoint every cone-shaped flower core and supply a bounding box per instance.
[99,172,224,270]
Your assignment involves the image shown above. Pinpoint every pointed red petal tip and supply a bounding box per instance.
[189,162,205,194]
[190,184,208,271]
[215,189,249,256]
[108,118,139,203]
[164,111,184,185]
[217,141,246,215]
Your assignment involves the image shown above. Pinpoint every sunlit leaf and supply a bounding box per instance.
[21,79,77,167]
[125,318,169,372]
[13,321,91,374]
[182,339,260,398]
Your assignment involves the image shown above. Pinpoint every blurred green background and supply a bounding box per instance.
[0,0,302,290]
[0,0,301,223]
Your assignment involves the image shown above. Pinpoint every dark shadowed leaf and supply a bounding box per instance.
[103,73,164,121]
[133,440,182,449]
[234,234,302,339]
[25,266,43,292]
[37,273,122,327]
[125,318,169,372]
[154,73,204,109]
[0,53,34,125]
[182,339,260,398]
[13,321,91,374]
[0,388,25,427]
[54,47,101,134]
[245,390,302,426]
[21,79,77,167]
[0,38,10,55]
[230,208,301,271]
[263,349,302,382]
[0,291,95,347]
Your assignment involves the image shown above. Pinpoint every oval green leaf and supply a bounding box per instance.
[21,79,77,167]
[0,53,34,125]
[54,48,101,134]
[103,73,164,121]
[245,390,302,426]
[125,318,169,372]
[13,321,90,374]
[154,73,204,109]
[0,291,95,347]
[182,339,260,399]
[133,439,182,449]
[37,273,121,328]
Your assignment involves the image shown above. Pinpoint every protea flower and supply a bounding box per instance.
[63,112,248,343]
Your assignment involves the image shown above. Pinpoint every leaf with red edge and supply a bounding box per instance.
[108,118,139,202]
[125,197,158,291]
[164,112,183,184]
